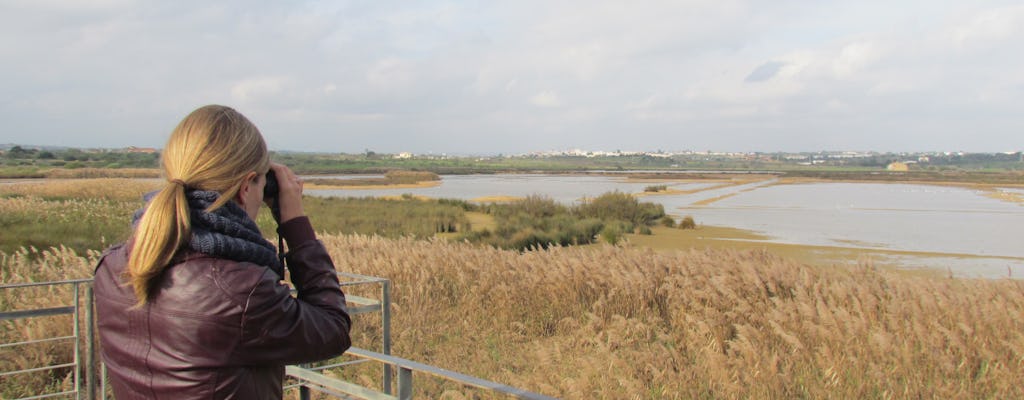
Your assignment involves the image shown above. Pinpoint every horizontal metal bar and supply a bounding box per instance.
[0,335,76,350]
[337,271,389,283]
[0,279,91,290]
[18,389,77,400]
[338,280,386,289]
[293,382,381,400]
[0,362,76,377]
[287,365,398,400]
[345,348,558,400]
[0,306,76,321]
[346,294,381,306]
[304,359,372,372]
[348,305,382,315]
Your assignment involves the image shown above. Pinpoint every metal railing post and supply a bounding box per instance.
[86,284,96,400]
[100,364,108,400]
[397,366,413,400]
[382,280,393,394]
[72,284,82,400]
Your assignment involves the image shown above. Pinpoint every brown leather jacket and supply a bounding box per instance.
[94,218,351,399]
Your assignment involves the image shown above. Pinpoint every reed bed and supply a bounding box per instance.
[0,178,160,201]
[2,235,1023,398]
[44,168,160,179]
[0,246,98,398]
[0,179,157,254]
[323,235,1024,399]
[2,178,1023,398]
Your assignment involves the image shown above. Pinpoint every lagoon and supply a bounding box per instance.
[307,174,1024,278]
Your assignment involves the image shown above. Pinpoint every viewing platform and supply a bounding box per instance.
[0,273,555,399]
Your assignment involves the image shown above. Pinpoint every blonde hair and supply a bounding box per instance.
[128,105,270,304]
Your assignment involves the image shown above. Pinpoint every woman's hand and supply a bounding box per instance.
[267,162,305,223]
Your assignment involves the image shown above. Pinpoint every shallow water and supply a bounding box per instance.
[310,174,665,204]
[662,183,1023,257]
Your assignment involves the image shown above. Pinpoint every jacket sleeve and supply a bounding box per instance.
[233,221,352,366]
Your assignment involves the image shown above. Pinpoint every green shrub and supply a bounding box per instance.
[384,170,440,183]
[679,215,696,229]
[660,215,676,228]
[644,185,667,192]
[576,191,665,226]
[599,225,622,245]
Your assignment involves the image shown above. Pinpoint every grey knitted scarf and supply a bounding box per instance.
[135,190,283,278]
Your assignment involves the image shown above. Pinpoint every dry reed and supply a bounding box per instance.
[322,235,1024,399]
[44,168,160,179]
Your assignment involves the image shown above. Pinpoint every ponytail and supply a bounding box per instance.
[127,180,191,305]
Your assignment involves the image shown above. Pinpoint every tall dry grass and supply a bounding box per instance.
[0,246,98,398]
[3,235,1023,398]
[44,168,160,179]
[324,235,1024,399]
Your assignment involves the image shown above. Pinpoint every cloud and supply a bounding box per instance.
[831,41,881,78]
[745,61,787,82]
[530,91,562,108]
[1,1,1022,153]
[230,76,294,104]
[950,5,1024,50]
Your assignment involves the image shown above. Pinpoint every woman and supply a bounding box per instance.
[94,105,351,399]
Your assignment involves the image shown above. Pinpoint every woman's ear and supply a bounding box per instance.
[235,171,260,207]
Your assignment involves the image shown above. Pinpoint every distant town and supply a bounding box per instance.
[2,143,1022,174]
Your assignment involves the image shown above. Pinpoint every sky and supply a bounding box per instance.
[1,1,1023,155]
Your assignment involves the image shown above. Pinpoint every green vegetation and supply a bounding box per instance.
[2,145,1022,179]
[306,170,440,187]
[0,179,158,255]
[660,215,677,228]
[465,191,666,250]
[0,179,671,257]
[1,146,158,174]
[779,169,1024,185]
[0,181,473,254]
[679,215,696,229]
[643,184,667,192]
[257,196,469,240]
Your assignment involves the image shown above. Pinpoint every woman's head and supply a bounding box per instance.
[129,105,270,304]
[164,105,270,203]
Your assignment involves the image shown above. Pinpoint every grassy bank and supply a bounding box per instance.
[305,170,441,188]
[0,179,159,254]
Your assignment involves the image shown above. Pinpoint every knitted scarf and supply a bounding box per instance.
[134,190,283,278]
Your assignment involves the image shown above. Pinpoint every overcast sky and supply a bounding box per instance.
[2,1,1022,154]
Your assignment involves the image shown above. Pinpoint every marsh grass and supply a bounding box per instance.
[315,236,1024,398]
[3,179,1024,398]
[44,168,160,179]
[0,246,97,398]
[262,196,470,239]
[324,235,1024,399]
[4,234,1024,399]
[306,170,440,187]
[0,179,159,255]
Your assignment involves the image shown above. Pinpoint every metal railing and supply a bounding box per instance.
[0,278,95,400]
[287,347,556,400]
[0,275,555,399]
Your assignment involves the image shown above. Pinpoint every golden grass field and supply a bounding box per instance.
[2,178,1024,398]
